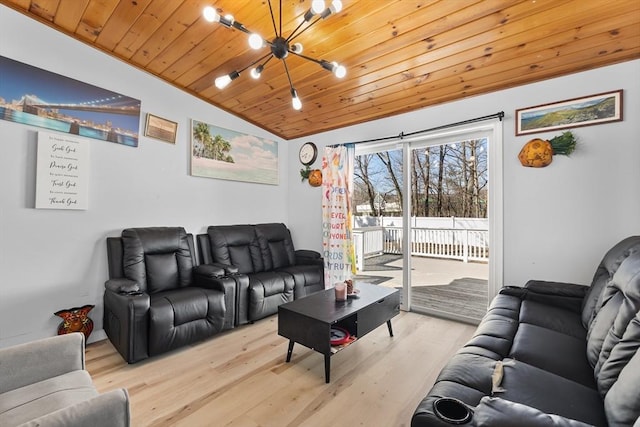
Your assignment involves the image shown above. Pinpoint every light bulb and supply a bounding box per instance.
[333,63,346,78]
[214,71,239,89]
[292,96,302,110]
[203,6,219,23]
[250,65,263,79]
[311,0,326,14]
[248,34,263,50]
[214,75,232,89]
[291,89,302,110]
[291,43,303,54]
[331,0,343,13]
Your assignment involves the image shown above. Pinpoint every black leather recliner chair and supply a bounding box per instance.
[103,227,236,363]
[255,223,325,298]
[197,223,324,325]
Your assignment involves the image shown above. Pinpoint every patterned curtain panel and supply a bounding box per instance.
[321,144,356,288]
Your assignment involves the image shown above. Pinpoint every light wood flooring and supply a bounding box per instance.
[86,312,476,427]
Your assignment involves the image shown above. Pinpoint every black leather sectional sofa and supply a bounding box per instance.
[412,236,640,427]
[103,224,323,363]
[197,223,325,324]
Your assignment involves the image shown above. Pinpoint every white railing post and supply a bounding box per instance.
[353,230,364,272]
[463,229,469,263]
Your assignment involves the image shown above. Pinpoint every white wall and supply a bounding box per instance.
[287,60,640,289]
[0,7,289,347]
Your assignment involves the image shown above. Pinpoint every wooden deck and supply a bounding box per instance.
[408,278,488,324]
[355,255,488,324]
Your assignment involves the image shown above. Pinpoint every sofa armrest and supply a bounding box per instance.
[105,278,139,294]
[295,249,323,267]
[295,249,321,259]
[473,397,594,427]
[192,271,237,331]
[0,333,85,394]
[19,389,131,427]
[103,284,150,363]
[499,281,588,313]
[195,262,239,276]
[193,265,235,294]
[193,263,226,279]
[524,280,589,298]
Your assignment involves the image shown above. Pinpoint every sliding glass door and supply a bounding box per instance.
[353,120,502,322]
[407,138,489,323]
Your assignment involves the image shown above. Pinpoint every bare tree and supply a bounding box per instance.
[436,145,446,214]
[353,139,487,219]
[412,149,431,216]
[411,150,421,216]
[353,155,379,215]
[376,151,403,212]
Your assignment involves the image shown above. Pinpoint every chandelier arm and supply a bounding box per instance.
[238,52,273,74]
[267,0,278,37]
[288,16,323,43]
[281,58,295,91]
[261,55,275,68]
[288,50,324,66]
[286,20,308,43]
[230,21,251,34]
[279,0,282,36]
[288,50,345,77]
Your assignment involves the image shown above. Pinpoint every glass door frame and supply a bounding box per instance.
[355,119,503,312]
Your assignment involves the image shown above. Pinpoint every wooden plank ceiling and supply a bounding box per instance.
[2,0,639,140]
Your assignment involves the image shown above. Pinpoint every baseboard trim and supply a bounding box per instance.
[87,329,107,344]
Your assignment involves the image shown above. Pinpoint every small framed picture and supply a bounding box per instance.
[515,90,623,136]
[144,113,178,144]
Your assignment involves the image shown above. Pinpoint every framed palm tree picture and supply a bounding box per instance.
[190,120,278,185]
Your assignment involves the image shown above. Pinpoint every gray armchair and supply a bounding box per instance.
[0,332,129,427]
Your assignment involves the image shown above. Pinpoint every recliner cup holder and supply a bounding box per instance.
[433,397,473,424]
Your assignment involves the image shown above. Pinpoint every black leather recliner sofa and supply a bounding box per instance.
[412,236,640,427]
[103,227,236,363]
[197,223,324,325]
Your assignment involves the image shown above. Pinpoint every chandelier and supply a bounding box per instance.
[203,0,346,111]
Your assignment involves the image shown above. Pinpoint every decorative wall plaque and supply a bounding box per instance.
[35,131,89,210]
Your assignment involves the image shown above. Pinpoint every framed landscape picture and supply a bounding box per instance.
[515,90,623,136]
[190,120,278,185]
[144,113,177,144]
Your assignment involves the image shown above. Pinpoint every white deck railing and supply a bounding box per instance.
[353,226,489,271]
[353,227,384,260]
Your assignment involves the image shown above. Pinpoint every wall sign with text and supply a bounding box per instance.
[35,131,89,210]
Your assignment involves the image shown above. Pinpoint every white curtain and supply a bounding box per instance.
[321,144,356,288]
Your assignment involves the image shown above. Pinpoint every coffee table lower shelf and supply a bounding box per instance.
[278,284,400,383]
[284,320,394,383]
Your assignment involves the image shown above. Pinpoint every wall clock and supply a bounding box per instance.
[299,142,318,165]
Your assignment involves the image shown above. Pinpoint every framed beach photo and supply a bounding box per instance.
[515,90,623,136]
[144,113,178,144]
[190,120,278,185]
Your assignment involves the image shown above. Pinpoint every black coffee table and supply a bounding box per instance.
[278,283,400,383]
